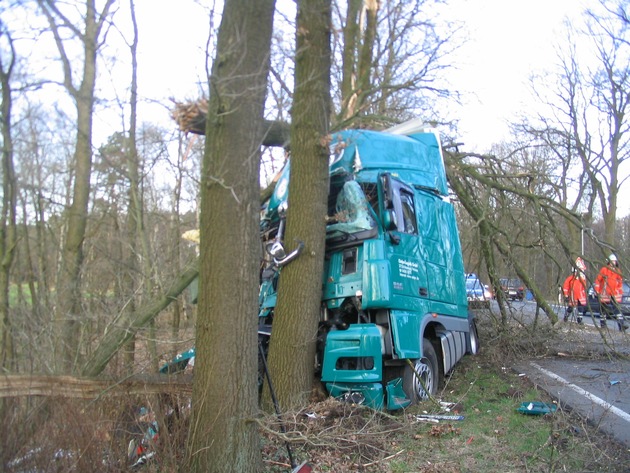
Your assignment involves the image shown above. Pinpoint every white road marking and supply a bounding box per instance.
[530,362,630,423]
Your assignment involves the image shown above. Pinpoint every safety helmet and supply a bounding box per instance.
[575,257,586,271]
[608,254,618,263]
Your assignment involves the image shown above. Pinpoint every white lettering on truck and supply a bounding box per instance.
[398,258,419,281]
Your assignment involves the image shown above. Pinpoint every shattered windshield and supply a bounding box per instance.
[326,180,376,236]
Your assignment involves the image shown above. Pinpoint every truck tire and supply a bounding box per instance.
[402,338,439,404]
[467,316,480,355]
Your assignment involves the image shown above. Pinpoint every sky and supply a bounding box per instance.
[129,0,591,150]
[441,0,589,150]
[132,2,211,102]
[438,0,629,217]
[7,0,628,216]
[4,0,604,150]
[124,0,628,216]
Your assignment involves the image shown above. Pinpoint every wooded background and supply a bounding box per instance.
[0,0,629,394]
[1,1,630,471]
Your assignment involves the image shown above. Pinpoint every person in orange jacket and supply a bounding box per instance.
[594,254,627,330]
[562,257,587,324]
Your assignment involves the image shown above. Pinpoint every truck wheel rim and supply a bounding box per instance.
[412,360,433,399]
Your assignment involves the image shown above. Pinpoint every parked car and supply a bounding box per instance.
[584,280,630,318]
[499,278,525,301]
[466,274,491,309]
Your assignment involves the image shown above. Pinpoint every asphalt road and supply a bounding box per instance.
[514,357,630,447]
[499,300,630,448]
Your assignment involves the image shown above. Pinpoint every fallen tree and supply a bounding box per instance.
[0,374,192,399]
[80,265,199,377]
[171,98,290,147]
[172,98,287,204]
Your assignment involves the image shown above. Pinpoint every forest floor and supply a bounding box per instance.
[4,313,630,472]
[256,315,630,472]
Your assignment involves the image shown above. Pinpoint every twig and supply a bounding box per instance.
[263,459,291,468]
[406,359,442,409]
[361,449,405,467]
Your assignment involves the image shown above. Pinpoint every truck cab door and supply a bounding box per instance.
[378,173,429,303]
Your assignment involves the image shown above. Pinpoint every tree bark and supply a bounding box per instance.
[184,0,276,471]
[0,29,17,373]
[38,0,115,374]
[340,0,360,120]
[172,100,290,148]
[0,374,193,399]
[266,0,332,409]
[339,0,378,121]
[120,0,141,375]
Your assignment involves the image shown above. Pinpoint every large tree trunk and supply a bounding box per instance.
[54,89,93,373]
[121,0,141,375]
[266,0,332,409]
[0,31,17,373]
[38,0,115,374]
[184,0,276,471]
[339,0,378,122]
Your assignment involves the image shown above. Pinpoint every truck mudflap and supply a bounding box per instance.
[386,378,412,410]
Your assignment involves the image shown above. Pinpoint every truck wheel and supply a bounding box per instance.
[402,338,439,404]
[467,317,480,355]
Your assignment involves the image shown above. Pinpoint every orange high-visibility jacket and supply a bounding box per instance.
[594,265,623,302]
[562,273,587,306]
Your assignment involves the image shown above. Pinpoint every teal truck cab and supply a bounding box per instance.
[258,122,479,410]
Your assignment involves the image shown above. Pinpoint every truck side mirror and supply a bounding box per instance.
[383,208,398,231]
[266,241,287,260]
[266,239,304,266]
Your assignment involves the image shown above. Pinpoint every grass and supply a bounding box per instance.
[8,282,33,307]
[395,354,629,472]
[4,321,630,472]
[411,357,563,471]
[258,339,630,472]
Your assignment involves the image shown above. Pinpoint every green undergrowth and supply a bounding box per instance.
[260,345,630,472]
[379,353,630,472]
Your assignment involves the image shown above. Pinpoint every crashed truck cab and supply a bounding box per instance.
[259,122,479,410]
